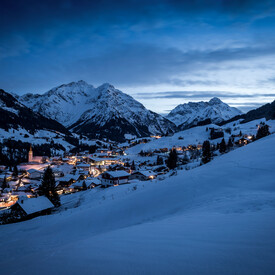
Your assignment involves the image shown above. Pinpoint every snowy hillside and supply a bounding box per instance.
[126,118,275,155]
[167,97,242,128]
[19,81,175,141]
[1,133,275,274]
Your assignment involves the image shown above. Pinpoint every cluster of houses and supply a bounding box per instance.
[1,123,261,222]
[0,145,158,216]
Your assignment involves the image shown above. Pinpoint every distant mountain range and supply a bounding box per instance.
[167,97,242,129]
[18,81,175,141]
[1,80,274,142]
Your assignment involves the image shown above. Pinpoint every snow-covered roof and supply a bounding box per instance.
[76,163,90,167]
[104,171,130,178]
[16,196,54,215]
[86,178,101,185]
[59,175,78,182]
[134,170,156,177]
[27,169,43,174]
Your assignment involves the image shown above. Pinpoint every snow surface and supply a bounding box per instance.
[0,134,275,274]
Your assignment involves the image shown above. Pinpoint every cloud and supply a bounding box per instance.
[134,90,275,100]
[64,42,275,86]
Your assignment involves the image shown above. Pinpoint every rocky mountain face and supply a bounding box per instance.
[167,97,242,129]
[19,81,176,141]
[0,89,70,135]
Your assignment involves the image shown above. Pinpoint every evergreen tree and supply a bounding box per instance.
[256,125,270,139]
[130,160,136,171]
[12,165,18,177]
[40,166,60,207]
[239,131,243,136]
[227,138,233,148]
[219,138,227,153]
[202,140,211,164]
[82,181,87,190]
[157,155,164,165]
[166,149,178,170]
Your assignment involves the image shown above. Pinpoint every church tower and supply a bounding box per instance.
[28,146,33,162]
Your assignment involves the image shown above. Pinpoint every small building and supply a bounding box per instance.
[101,171,130,187]
[10,196,54,220]
[26,169,43,179]
[52,169,64,178]
[76,163,91,173]
[95,148,112,156]
[130,170,157,181]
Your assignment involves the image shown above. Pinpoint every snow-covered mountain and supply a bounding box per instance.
[167,97,242,128]
[19,81,176,141]
[0,89,70,135]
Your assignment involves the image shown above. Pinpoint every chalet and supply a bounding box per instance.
[57,175,79,187]
[52,169,64,178]
[237,137,251,146]
[26,169,43,179]
[10,196,54,219]
[130,170,157,181]
[70,178,101,190]
[101,171,130,187]
[76,163,91,172]
[95,148,112,156]
[88,157,105,166]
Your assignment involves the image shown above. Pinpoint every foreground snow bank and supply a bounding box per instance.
[1,135,275,274]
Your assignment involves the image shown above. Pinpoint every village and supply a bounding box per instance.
[0,120,270,223]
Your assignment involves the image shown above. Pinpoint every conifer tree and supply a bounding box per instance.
[227,138,233,148]
[82,181,87,190]
[157,155,164,165]
[219,138,227,153]
[40,166,60,207]
[256,125,270,139]
[13,165,18,177]
[130,160,136,171]
[167,149,177,170]
[202,140,211,164]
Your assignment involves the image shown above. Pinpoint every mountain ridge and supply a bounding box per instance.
[18,81,176,141]
[167,97,242,129]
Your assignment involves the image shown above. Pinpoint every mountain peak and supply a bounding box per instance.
[209,97,223,104]
[167,97,242,127]
[98,83,115,90]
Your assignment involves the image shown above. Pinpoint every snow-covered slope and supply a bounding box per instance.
[167,97,242,128]
[19,81,175,141]
[0,89,70,135]
[126,118,275,155]
[1,134,275,274]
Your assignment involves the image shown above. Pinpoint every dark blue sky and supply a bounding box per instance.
[1,0,275,113]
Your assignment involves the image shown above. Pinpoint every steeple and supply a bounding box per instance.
[28,145,33,162]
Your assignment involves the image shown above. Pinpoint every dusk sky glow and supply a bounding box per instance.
[1,0,275,113]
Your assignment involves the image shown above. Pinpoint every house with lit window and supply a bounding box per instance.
[130,170,157,181]
[101,171,130,187]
